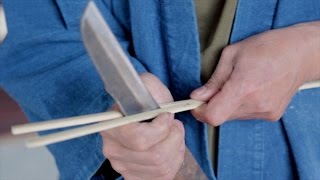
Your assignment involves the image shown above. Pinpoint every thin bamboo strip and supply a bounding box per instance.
[11,100,191,135]
[26,100,204,148]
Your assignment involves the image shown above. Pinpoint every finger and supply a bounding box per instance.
[107,113,174,151]
[124,150,184,180]
[146,119,185,167]
[194,80,242,126]
[102,119,184,166]
[102,133,154,165]
[191,47,236,101]
[191,103,208,123]
[140,73,173,104]
[111,146,184,179]
[115,121,185,178]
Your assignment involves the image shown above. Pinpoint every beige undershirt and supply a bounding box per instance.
[194,0,238,167]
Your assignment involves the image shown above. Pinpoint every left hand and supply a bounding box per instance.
[101,73,185,179]
[191,22,320,126]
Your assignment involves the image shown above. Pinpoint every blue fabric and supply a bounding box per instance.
[0,0,319,179]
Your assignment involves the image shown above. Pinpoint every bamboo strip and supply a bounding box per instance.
[26,100,204,148]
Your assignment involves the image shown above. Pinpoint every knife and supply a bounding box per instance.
[0,0,8,44]
[80,2,207,179]
[80,1,158,116]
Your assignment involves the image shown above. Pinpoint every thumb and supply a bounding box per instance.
[140,73,173,104]
[191,47,236,101]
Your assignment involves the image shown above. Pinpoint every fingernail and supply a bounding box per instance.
[192,86,207,96]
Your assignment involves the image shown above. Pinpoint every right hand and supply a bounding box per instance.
[100,73,186,179]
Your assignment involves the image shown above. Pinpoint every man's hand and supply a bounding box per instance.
[100,73,185,179]
[191,22,320,126]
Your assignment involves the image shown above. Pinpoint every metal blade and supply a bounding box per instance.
[0,0,8,44]
[80,1,159,115]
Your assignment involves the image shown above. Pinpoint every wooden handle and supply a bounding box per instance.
[26,100,204,148]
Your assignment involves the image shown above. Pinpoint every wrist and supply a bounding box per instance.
[293,21,320,82]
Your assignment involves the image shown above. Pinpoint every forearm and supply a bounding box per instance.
[175,148,208,180]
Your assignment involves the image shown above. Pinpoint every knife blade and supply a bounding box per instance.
[80,1,207,179]
[80,1,158,116]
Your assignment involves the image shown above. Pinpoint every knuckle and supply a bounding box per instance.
[102,143,119,159]
[162,174,175,180]
[221,45,235,59]
[119,126,134,138]
[102,146,109,157]
[191,106,205,122]
[237,81,257,98]
[119,126,142,143]
[206,73,225,89]
[158,164,172,177]
[203,110,219,126]
[131,136,148,151]
[266,111,282,121]
[243,83,257,96]
[151,149,166,166]
[121,173,134,180]
[256,101,273,113]
[174,120,185,136]
[212,121,221,127]
[110,161,126,173]
[203,107,212,121]
[102,146,115,158]
[211,120,221,127]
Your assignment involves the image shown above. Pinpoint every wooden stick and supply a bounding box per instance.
[299,80,320,90]
[26,100,204,148]
[11,100,191,135]
[13,80,319,136]
[18,80,320,148]
[11,111,123,135]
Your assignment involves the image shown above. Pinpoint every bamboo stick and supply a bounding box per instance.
[11,100,192,135]
[299,80,320,90]
[26,100,204,148]
[11,111,123,135]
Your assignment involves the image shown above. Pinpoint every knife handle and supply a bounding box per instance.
[174,148,208,180]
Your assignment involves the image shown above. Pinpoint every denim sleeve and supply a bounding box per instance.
[0,0,146,179]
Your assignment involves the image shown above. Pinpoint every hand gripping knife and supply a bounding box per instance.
[81,1,207,179]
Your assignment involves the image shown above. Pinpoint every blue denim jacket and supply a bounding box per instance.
[0,0,319,179]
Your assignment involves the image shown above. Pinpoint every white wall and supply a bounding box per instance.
[0,133,59,180]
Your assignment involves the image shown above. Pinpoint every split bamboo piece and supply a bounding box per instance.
[13,80,320,148]
[11,100,196,135]
[11,111,123,135]
[299,80,320,90]
[26,99,204,148]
